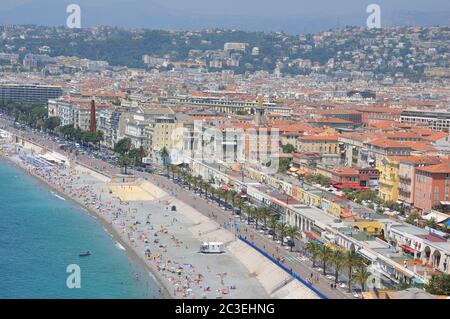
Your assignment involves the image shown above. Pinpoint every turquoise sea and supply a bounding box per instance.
[0,159,160,298]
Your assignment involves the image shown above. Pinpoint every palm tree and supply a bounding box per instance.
[196,179,203,193]
[253,208,262,230]
[95,130,104,150]
[209,186,217,202]
[317,245,333,275]
[171,165,177,179]
[286,226,301,252]
[267,217,279,240]
[216,188,225,207]
[330,249,346,284]
[118,154,133,175]
[353,266,371,292]
[244,206,256,225]
[185,174,194,190]
[199,181,208,198]
[305,241,321,268]
[179,170,187,184]
[192,177,201,193]
[258,206,272,231]
[174,166,181,179]
[276,222,289,246]
[234,197,246,215]
[160,146,169,166]
[204,183,212,200]
[227,190,237,212]
[166,164,175,179]
[344,250,364,292]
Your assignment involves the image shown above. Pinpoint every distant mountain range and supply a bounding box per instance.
[0,0,448,34]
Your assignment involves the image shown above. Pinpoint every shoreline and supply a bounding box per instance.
[0,155,173,299]
[2,132,318,299]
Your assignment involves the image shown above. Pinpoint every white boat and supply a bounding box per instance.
[200,242,225,254]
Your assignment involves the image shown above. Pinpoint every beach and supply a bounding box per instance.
[0,159,161,298]
[1,142,271,299]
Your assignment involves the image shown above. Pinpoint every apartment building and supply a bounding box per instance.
[401,109,450,132]
[329,167,380,190]
[397,156,443,208]
[0,83,62,104]
[364,138,411,168]
[48,97,112,131]
[297,134,342,165]
[123,107,175,149]
[170,95,291,116]
[414,162,450,211]
[378,156,402,202]
[148,113,193,161]
[97,109,124,149]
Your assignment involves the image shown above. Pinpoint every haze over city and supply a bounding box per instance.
[0,0,449,33]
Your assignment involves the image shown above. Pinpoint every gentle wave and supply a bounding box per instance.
[51,191,66,201]
[148,271,157,282]
[115,242,126,251]
[102,227,113,237]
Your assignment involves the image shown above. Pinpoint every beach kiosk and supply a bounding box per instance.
[200,242,225,254]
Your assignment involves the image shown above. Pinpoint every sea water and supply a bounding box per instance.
[0,160,160,298]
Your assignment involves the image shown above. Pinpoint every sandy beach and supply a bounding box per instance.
[1,146,271,299]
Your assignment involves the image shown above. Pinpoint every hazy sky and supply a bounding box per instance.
[0,0,448,33]
[2,0,450,15]
[138,0,450,16]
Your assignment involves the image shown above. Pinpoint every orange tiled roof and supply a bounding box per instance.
[418,162,450,174]
[333,167,359,175]
[276,123,322,134]
[367,138,411,149]
[401,141,435,152]
[308,117,353,124]
[298,134,340,142]
[397,155,443,165]
[424,132,449,142]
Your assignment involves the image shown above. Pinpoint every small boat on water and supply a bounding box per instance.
[79,251,91,257]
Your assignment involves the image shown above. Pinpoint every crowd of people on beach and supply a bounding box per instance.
[14,149,235,299]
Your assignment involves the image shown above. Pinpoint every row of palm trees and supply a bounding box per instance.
[305,241,372,292]
[165,164,301,250]
[164,164,372,294]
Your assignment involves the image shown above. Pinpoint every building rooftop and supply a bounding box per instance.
[417,162,450,174]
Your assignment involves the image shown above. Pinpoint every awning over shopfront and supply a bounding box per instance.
[422,210,449,224]
[399,244,418,254]
[304,231,322,241]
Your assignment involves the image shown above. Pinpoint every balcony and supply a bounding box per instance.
[399,175,411,185]
[398,189,411,198]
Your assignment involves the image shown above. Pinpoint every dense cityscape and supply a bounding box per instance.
[0,9,449,304]
[0,25,449,79]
